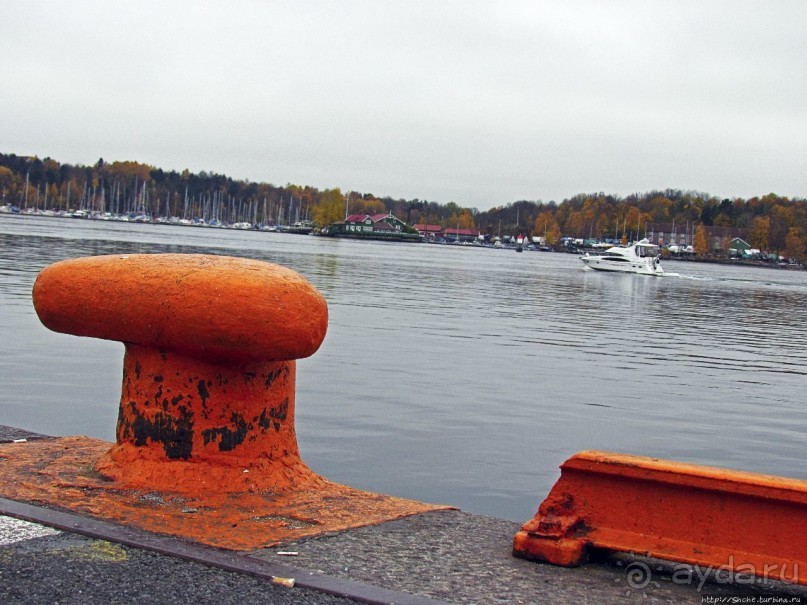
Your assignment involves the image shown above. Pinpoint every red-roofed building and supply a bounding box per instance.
[414,224,443,238]
[443,228,480,242]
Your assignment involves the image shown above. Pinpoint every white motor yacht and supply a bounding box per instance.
[580,239,664,276]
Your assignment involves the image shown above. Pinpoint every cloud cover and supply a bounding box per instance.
[1,1,805,209]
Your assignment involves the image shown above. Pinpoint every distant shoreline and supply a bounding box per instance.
[2,210,804,270]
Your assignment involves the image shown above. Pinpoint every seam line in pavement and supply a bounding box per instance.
[0,497,451,605]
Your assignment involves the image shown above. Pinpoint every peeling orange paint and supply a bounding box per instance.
[95,345,317,494]
[0,437,448,550]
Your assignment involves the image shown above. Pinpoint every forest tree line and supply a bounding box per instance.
[1,153,805,259]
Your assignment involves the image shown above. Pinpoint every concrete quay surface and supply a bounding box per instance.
[1,427,805,605]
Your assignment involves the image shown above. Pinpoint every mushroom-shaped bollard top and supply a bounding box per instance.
[33,254,327,365]
[32,254,328,494]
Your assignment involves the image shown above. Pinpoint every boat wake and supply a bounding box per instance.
[673,273,714,281]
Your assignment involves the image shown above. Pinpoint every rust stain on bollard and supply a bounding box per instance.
[0,254,448,549]
[98,345,318,494]
[513,450,807,586]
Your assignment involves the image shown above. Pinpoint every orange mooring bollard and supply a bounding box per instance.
[0,253,443,550]
[514,451,807,586]
[33,253,328,494]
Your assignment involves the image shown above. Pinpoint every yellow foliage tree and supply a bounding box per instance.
[534,211,561,245]
[545,221,562,246]
[748,217,770,250]
[564,211,585,237]
[694,224,709,255]
[457,209,475,230]
[0,166,13,185]
[312,188,344,227]
[596,214,610,239]
[533,211,552,236]
[784,227,806,262]
[351,198,386,216]
[105,161,153,183]
[444,210,475,230]
[624,206,643,239]
[650,196,672,221]
[0,167,13,199]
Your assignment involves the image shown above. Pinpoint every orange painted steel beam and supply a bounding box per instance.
[513,451,807,586]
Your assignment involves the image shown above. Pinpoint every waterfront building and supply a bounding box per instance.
[413,223,443,239]
[647,222,747,252]
[442,228,480,243]
[325,212,419,241]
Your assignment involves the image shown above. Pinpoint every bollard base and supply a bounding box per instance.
[98,345,317,495]
[0,436,451,550]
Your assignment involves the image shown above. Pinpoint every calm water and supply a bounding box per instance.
[1,214,805,521]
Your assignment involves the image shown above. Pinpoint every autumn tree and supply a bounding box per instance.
[105,160,153,184]
[748,216,770,250]
[596,213,611,239]
[312,188,344,227]
[768,205,791,252]
[564,211,585,238]
[694,224,709,255]
[0,166,14,196]
[649,195,672,221]
[457,209,475,230]
[579,197,600,237]
[350,197,386,216]
[624,206,643,240]
[534,211,561,245]
[443,209,475,230]
[784,227,806,262]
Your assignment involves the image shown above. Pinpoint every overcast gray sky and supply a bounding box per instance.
[2,1,805,210]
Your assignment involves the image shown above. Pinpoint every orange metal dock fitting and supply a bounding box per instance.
[32,253,329,494]
[0,253,446,550]
[513,450,807,586]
